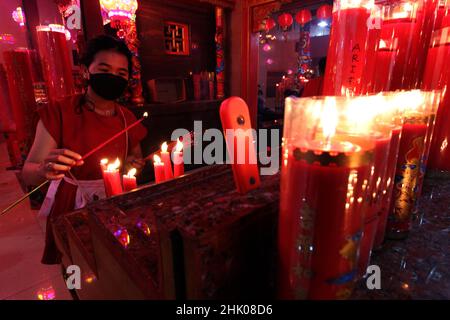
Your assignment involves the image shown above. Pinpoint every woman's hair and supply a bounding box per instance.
[76,35,133,113]
[80,35,133,75]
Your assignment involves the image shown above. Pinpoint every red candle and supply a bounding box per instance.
[153,155,166,184]
[36,25,74,100]
[373,41,397,92]
[361,28,382,94]
[374,127,402,248]
[173,139,185,178]
[409,0,439,88]
[160,142,174,180]
[278,97,377,299]
[123,168,137,192]
[361,6,383,94]
[377,1,424,90]
[102,158,123,197]
[385,91,441,238]
[323,0,372,96]
[423,26,450,171]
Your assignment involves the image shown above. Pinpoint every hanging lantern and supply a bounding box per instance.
[99,0,138,29]
[278,13,294,30]
[316,4,333,20]
[264,17,277,32]
[12,7,25,27]
[295,9,312,26]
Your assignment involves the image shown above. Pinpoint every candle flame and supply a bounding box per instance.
[107,158,120,171]
[394,90,426,113]
[175,139,183,152]
[321,97,338,142]
[154,154,162,164]
[143,112,149,118]
[161,142,168,153]
[100,158,108,165]
[379,39,387,49]
[127,168,137,178]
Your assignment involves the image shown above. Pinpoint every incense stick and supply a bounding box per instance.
[82,112,148,161]
[0,180,49,216]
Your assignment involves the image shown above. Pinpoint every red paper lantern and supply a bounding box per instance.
[264,17,276,32]
[295,9,312,26]
[317,4,332,20]
[278,13,293,30]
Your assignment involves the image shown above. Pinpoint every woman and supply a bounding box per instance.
[22,35,147,264]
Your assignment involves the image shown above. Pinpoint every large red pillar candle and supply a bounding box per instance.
[153,155,166,184]
[160,142,174,180]
[173,139,184,178]
[409,0,439,88]
[36,24,75,101]
[278,96,379,300]
[0,64,14,133]
[423,26,450,171]
[373,40,397,92]
[361,5,383,94]
[102,158,123,197]
[376,1,424,91]
[123,168,138,192]
[323,0,373,96]
[386,91,440,238]
[3,49,40,164]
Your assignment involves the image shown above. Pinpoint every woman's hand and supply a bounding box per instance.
[39,149,84,180]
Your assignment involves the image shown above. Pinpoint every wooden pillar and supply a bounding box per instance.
[215,6,226,99]
[80,0,104,41]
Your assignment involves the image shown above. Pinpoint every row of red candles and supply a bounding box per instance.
[279,91,440,300]
[279,0,450,299]
[100,139,185,197]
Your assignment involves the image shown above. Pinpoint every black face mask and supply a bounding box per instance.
[89,73,128,101]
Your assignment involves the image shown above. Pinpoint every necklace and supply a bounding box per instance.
[94,106,116,117]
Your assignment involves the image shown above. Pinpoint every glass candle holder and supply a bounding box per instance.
[278,96,381,300]
[346,95,403,275]
[323,0,375,96]
[373,93,405,249]
[386,90,441,239]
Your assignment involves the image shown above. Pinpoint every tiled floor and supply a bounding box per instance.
[0,141,72,300]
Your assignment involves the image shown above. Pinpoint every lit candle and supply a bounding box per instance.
[173,138,184,178]
[160,142,174,180]
[278,96,378,300]
[386,91,441,239]
[123,168,137,192]
[153,155,166,184]
[102,158,123,197]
